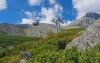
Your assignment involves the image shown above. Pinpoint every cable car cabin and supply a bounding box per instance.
[33,20,39,26]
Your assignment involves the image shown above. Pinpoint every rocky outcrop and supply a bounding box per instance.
[68,13,100,28]
[20,51,32,63]
[20,59,27,63]
[66,19,100,50]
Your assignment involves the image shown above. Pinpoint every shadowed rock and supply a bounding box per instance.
[20,51,32,59]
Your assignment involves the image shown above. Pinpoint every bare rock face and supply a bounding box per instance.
[66,19,100,50]
[68,13,100,28]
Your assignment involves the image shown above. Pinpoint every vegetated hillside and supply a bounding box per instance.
[0,28,100,63]
[0,33,40,48]
[0,23,66,37]
[1,28,99,63]
[0,23,26,36]
[68,12,100,28]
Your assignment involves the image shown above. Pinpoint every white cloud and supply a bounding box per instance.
[40,0,63,24]
[28,0,43,6]
[49,0,56,4]
[20,18,33,24]
[20,0,65,25]
[21,4,63,24]
[24,11,33,19]
[73,0,100,19]
[61,20,72,26]
[0,0,7,10]
[54,4,63,13]
[20,11,36,24]
[40,7,55,24]
[40,3,63,24]
[67,21,72,25]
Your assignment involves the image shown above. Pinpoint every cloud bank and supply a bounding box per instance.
[73,0,100,19]
[0,0,7,10]
[40,3,63,24]
[21,0,64,25]
[28,0,44,6]
[49,0,56,4]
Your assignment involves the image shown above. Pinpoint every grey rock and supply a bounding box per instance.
[66,19,100,50]
[0,47,3,50]
[20,51,32,59]
[20,59,27,63]
[20,51,32,63]
[68,12,100,28]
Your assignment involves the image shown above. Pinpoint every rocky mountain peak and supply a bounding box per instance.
[68,12,100,28]
[84,12,100,20]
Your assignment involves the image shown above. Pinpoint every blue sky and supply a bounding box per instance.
[0,0,100,25]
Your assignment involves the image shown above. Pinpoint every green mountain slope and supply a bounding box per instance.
[0,28,100,63]
[0,34,40,48]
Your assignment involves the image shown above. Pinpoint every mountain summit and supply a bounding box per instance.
[68,12,100,28]
[84,12,100,19]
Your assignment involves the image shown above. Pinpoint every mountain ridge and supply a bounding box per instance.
[0,23,66,37]
[67,12,100,28]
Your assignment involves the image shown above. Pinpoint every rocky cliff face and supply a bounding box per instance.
[66,19,100,50]
[68,13,100,28]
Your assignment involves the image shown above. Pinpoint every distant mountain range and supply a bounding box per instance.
[0,23,66,37]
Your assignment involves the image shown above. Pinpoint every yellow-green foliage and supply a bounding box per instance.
[0,28,100,63]
[0,34,40,48]
[0,55,22,63]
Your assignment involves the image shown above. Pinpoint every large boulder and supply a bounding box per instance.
[66,19,100,50]
[20,59,27,63]
[20,51,32,63]
[20,51,32,59]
